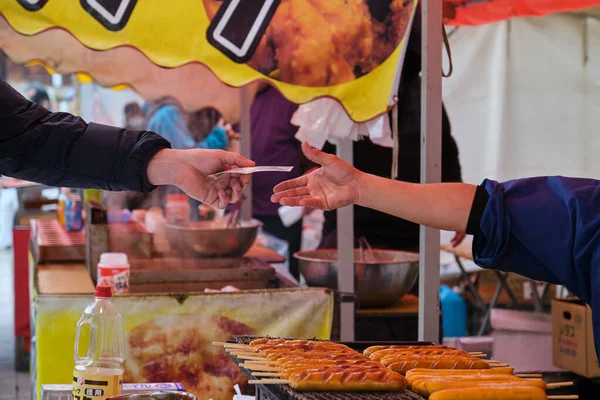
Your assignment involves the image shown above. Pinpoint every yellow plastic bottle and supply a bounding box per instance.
[72,285,125,400]
[57,187,70,226]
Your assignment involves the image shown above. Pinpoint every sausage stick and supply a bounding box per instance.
[387,357,491,374]
[408,374,528,386]
[406,367,514,376]
[429,387,547,400]
[370,349,467,361]
[380,354,481,366]
[364,345,448,356]
[411,379,548,396]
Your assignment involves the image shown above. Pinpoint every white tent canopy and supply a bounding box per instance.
[443,13,600,184]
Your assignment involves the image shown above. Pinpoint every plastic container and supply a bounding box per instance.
[65,193,83,231]
[57,188,71,227]
[83,189,103,205]
[145,208,169,254]
[73,285,125,400]
[97,253,130,295]
[439,285,467,338]
[165,194,190,224]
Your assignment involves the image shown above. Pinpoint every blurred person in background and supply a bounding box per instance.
[144,98,230,214]
[187,108,237,218]
[242,84,313,280]
[25,82,52,110]
[123,101,146,130]
[145,98,229,152]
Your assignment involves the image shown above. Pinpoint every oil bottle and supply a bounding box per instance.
[72,285,124,400]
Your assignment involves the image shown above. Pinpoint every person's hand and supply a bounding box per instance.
[302,207,315,217]
[147,148,254,209]
[218,117,233,132]
[451,231,466,247]
[271,142,362,210]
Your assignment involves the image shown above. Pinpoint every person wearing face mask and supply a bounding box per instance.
[124,102,146,131]
[145,98,229,152]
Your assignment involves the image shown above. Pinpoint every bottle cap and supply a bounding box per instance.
[94,285,112,298]
[99,253,129,267]
[167,194,188,202]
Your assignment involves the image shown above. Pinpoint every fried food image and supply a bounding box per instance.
[202,0,415,87]
[124,314,254,400]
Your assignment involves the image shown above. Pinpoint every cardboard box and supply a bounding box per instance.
[552,298,600,377]
[491,309,560,372]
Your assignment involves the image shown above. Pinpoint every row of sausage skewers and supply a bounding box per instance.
[214,338,577,399]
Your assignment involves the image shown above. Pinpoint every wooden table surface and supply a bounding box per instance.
[37,263,95,294]
[356,294,419,316]
[245,243,285,264]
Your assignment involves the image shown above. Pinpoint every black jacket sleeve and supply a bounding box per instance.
[0,80,171,192]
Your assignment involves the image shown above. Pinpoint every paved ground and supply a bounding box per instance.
[0,247,32,399]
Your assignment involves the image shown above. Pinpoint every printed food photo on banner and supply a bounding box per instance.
[203,0,416,87]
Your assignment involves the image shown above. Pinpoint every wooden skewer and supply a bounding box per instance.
[253,371,283,377]
[248,379,290,385]
[243,364,278,369]
[547,396,578,400]
[516,373,542,378]
[546,382,574,389]
[214,341,250,348]
[490,364,510,368]
[242,360,275,365]
[239,364,280,371]
[228,350,259,355]
[231,354,267,361]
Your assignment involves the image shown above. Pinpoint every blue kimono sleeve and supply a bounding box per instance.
[472,176,600,358]
[197,126,229,150]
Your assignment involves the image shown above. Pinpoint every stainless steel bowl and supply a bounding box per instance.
[295,249,419,308]
[108,392,196,400]
[164,219,262,258]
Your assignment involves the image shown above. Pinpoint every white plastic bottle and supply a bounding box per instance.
[97,253,130,295]
[72,285,125,400]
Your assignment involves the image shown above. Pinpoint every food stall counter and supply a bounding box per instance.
[37,263,94,294]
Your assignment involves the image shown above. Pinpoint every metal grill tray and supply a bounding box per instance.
[230,336,431,400]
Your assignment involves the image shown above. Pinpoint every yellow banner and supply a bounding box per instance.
[33,288,333,400]
[0,0,417,122]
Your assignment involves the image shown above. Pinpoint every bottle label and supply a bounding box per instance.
[97,266,130,294]
[72,371,122,400]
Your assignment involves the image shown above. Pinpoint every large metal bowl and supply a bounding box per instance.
[163,219,262,258]
[295,249,419,308]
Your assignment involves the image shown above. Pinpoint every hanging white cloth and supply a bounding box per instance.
[292,97,393,150]
[442,13,600,184]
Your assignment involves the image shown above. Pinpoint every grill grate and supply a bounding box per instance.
[231,336,427,400]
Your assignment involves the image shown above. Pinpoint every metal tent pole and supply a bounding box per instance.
[240,86,253,221]
[419,0,443,342]
[79,82,95,121]
[336,139,355,341]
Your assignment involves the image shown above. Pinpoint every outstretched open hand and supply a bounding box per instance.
[271,142,361,211]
